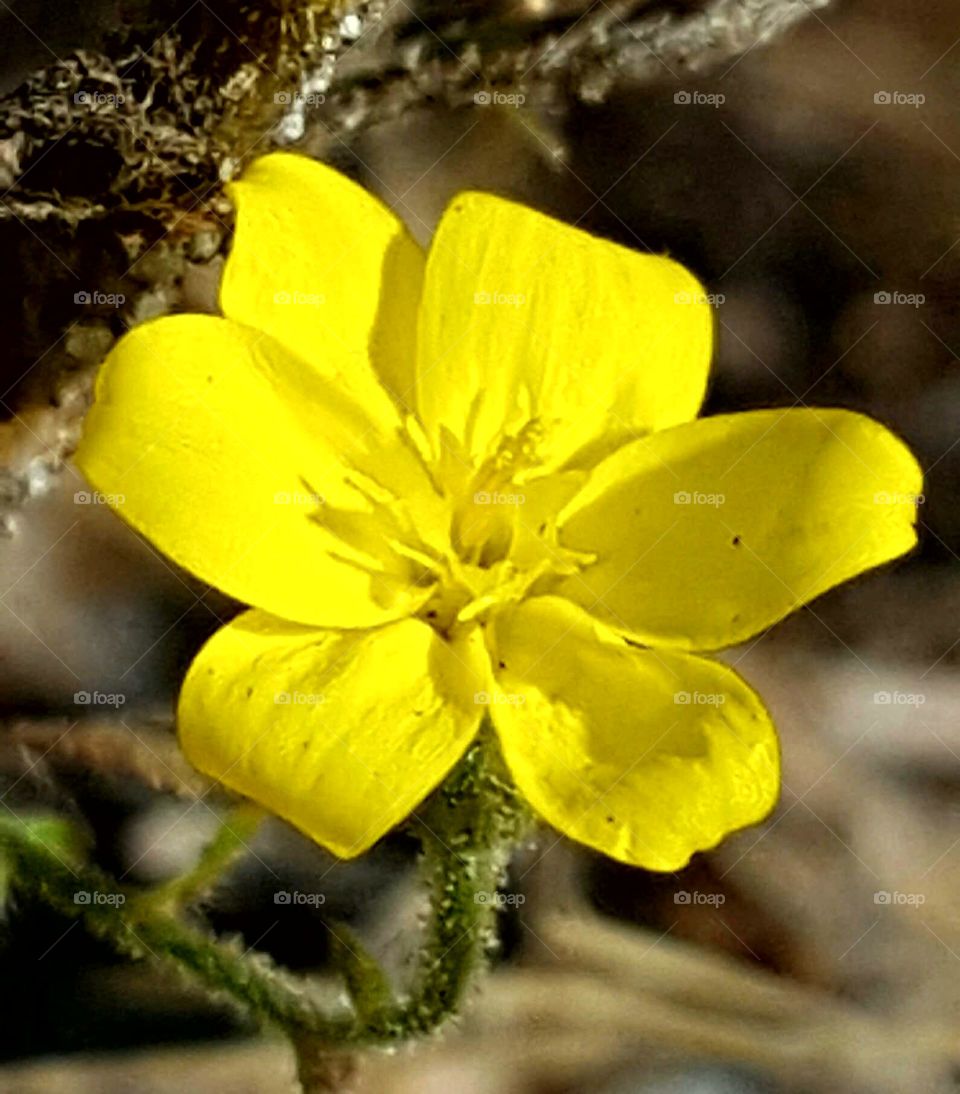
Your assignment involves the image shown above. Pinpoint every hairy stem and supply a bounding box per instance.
[0,729,528,1094]
[0,814,351,1037]
[143,800,266,912]
[387,727,528,1036]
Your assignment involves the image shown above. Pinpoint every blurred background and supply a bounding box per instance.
[0,0,959,1090]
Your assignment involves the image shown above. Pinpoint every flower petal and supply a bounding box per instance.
[223,152,425,412]
[179,611,486,858]
[557,408,922,650]
[416,192,711,474]
[74,313,440,628]
[488,597,779,871]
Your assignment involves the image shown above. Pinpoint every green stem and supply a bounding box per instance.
[0,816,351,1037]
[0,728,528,1075]
[397,819,507,1034]
[385,726,528,1037]
[327,921,395,1030]
[141,800,266,913]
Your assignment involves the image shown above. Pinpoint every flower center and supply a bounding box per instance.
[416,424,592,635]
[449,421,544,569]
[417,556,559,636]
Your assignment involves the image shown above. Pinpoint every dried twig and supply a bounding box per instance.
[316,0,831,137]
[0,0,828,222]
[1,716,217,799]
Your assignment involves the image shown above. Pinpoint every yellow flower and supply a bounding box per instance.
[74,153,922,871]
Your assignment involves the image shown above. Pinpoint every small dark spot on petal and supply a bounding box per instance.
[731,535,742,547]
[606,815,615,824]
[245,686,253,698]
[498,660,506,669]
